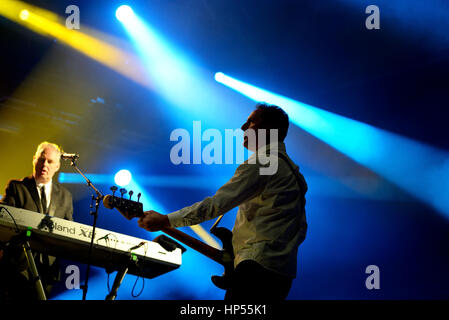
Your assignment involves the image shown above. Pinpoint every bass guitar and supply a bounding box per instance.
[102,191,234,290]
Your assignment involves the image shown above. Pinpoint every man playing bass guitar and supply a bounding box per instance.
[138,103,308,300]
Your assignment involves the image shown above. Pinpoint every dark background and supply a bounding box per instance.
[1,0,448,300]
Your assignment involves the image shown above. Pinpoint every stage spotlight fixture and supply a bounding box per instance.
[116,5,134,22]
[214,72,225,82]
[19,9,29,20]
[114,169,132,187]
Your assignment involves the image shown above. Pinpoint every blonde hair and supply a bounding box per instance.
[34,141,63,161]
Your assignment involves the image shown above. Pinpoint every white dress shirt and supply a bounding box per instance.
[167,142,308,278]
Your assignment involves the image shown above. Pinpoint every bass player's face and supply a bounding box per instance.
[241,109,264,151]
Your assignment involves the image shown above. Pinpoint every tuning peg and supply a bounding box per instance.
[129,190,134,200]
[119,188,127,198]
[110,186,118,196]
[137,193,141,203]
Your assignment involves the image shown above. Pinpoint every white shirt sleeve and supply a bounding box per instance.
[167,161,266,228]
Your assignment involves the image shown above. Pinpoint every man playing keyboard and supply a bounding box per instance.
[0,141,73,300]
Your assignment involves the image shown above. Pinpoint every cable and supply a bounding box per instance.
[96,232,118,293]
[0,206,20,233]
[131,242,148,298]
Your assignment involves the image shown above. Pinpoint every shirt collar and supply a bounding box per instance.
[248,141,286,162]
[256,141,285,155]
[36,180,52,190]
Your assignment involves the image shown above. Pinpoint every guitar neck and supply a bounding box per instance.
[103,195,225,265]
[161,226,224,265]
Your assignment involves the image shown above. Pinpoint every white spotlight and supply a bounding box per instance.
[116,5,134,22]
[114,169,132,186]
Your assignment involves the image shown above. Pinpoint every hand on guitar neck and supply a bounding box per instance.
[137,210,170,232]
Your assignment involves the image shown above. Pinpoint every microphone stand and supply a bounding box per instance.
[67,156,103,301]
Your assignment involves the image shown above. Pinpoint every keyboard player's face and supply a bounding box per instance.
[33,147,61,184]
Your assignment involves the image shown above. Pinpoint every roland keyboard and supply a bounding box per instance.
[0,204,182,279]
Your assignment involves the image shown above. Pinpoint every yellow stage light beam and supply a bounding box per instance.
[1,1,221,251]
[190,225,222,250]
[1,0,152,90]
[1,0,58,24]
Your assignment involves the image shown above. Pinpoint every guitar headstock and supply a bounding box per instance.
[103,186,143,220]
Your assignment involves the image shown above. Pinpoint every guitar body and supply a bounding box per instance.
[210,226,234,290]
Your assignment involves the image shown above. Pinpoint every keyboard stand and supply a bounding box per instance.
[105,267,128,300]
[22,230,47,300]
[105,253,138,300]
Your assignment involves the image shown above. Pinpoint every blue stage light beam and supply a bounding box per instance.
[58,172,164,215]
[115,6,245,128]
[215,72,449,218]
[58,173,113,185]
[114,7,196,107]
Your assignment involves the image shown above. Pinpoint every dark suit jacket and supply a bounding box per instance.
[1,176,73,221]
[0,176,74,297]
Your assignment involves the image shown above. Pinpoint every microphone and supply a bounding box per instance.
[61,153,80,160]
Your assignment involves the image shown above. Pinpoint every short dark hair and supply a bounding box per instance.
[255,103,289,141]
